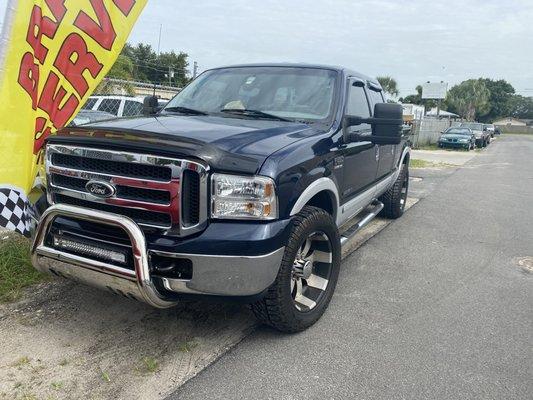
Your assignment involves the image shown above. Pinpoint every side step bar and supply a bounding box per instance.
[340,200,384,247]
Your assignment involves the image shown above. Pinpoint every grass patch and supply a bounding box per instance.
[410,159,456,169]
[410,159,432,168]
[140,357,159,374]
[100,371,111,383]
[0,234,49,303]
[416,144,440,151]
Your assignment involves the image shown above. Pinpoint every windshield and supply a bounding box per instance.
[460,122,483,131]
[445,128,471,136]
[163,67,338,123]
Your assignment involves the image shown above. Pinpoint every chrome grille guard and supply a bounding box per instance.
[32,204,178,308]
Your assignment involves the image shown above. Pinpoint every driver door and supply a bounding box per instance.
[341,79,379,204]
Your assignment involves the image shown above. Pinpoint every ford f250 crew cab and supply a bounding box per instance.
[31,64,411,332]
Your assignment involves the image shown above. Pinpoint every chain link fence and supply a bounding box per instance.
[70,79,181,126]
[408,119,453,148]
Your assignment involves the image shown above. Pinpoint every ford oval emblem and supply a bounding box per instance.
[85,180,116,198]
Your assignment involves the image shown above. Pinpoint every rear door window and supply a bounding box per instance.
[82,97,98,110]
[123,101,144,117]
[367,89,385,115]
[97,99,121,116]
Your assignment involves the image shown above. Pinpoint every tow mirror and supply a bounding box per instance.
[143,96,159,115]
[344,103,404,145]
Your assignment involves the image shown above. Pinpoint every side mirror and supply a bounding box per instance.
[343,103,403,144]
[143,96,159,115]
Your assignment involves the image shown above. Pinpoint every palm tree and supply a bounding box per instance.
[377,76,399,98]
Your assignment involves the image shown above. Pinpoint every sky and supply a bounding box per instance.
[1,0,532,96]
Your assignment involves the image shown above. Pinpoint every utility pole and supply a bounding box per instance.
[153,24,162,97]
[193,61,198,79]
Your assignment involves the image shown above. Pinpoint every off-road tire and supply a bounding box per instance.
[380,162,409,219]
[251,206,341,333]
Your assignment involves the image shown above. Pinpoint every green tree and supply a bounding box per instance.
[446,79,490,121]
[478,78,515,122]
[508,95,533,119]
[399,85,438,110]
[107,54,134,80]
[377,76,399,98]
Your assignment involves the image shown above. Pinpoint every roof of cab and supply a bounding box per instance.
[206,63,382,89]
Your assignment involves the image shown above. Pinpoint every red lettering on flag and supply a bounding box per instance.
[74,0,117,51]
[112,0,136,16]
[37,72,79,128]
[17,53,40,110]
[54,33,104,97]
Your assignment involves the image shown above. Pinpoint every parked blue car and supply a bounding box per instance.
[438,127,476,151]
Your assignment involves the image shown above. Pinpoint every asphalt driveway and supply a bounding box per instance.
[171,135,533,400]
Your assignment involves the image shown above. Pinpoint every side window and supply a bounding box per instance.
[123,101,144,117]
[367,89,385,115]
[97,99,121,116]
[346,82,371,132]
[82,98,97,110]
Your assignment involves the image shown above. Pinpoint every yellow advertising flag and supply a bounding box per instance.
[0,0,147,236]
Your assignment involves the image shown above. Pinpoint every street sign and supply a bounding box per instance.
[422,82,448,99]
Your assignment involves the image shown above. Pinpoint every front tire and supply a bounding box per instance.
[251,206,341,333]
[380,162,409,219]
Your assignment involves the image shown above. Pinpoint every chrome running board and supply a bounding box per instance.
[340,200,384,247]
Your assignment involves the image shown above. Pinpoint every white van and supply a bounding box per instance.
[82,95,145,118]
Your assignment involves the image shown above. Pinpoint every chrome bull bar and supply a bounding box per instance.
[31,204,178,308]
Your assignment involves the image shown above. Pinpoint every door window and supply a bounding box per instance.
[97,99,121,116]
[123,100,144,117]
[346,82,371,132]
[367,89,385,115]
[82,97,98,110]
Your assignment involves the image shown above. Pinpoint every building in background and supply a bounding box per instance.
[402,103,425,122]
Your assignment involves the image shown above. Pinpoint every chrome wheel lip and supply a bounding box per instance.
[291,231,333,312]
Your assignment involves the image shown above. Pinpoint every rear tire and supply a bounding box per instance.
[380,162,409,219]
[251,206,341,333]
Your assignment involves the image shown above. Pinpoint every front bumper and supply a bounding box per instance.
[31,204,286,307]
[439,141,470,148]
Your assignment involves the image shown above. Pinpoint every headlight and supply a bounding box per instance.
[439,137,447,141]
[475,133,482,139]
[459,138,468,143]
[211,173,278,220]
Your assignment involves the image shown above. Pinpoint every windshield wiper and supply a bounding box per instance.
[163,106,209,115]
[220,109,291,122]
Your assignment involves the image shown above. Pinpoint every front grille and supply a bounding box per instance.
[52,174,171,204]
[181,170,200,226]
[52,153,172,181]
[56,194,172,228]
[47,145,208,235]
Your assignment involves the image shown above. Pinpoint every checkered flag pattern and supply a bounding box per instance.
[0,187,31,237]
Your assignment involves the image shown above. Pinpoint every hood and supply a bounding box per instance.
[52,114,319,174]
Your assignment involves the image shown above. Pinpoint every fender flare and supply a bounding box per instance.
[289,177,339,217]
[398,146,411,167]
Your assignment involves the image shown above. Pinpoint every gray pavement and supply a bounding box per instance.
[171,135,533,400]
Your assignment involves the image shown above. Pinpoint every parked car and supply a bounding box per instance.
[33,64,410,333]
[438,127,475,150]
[483,124,496,138]
[460,122,490,148]
[69,110,116,127]
[82,95,145,117]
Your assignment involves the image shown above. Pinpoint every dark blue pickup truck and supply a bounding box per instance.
[32,64,411,332]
